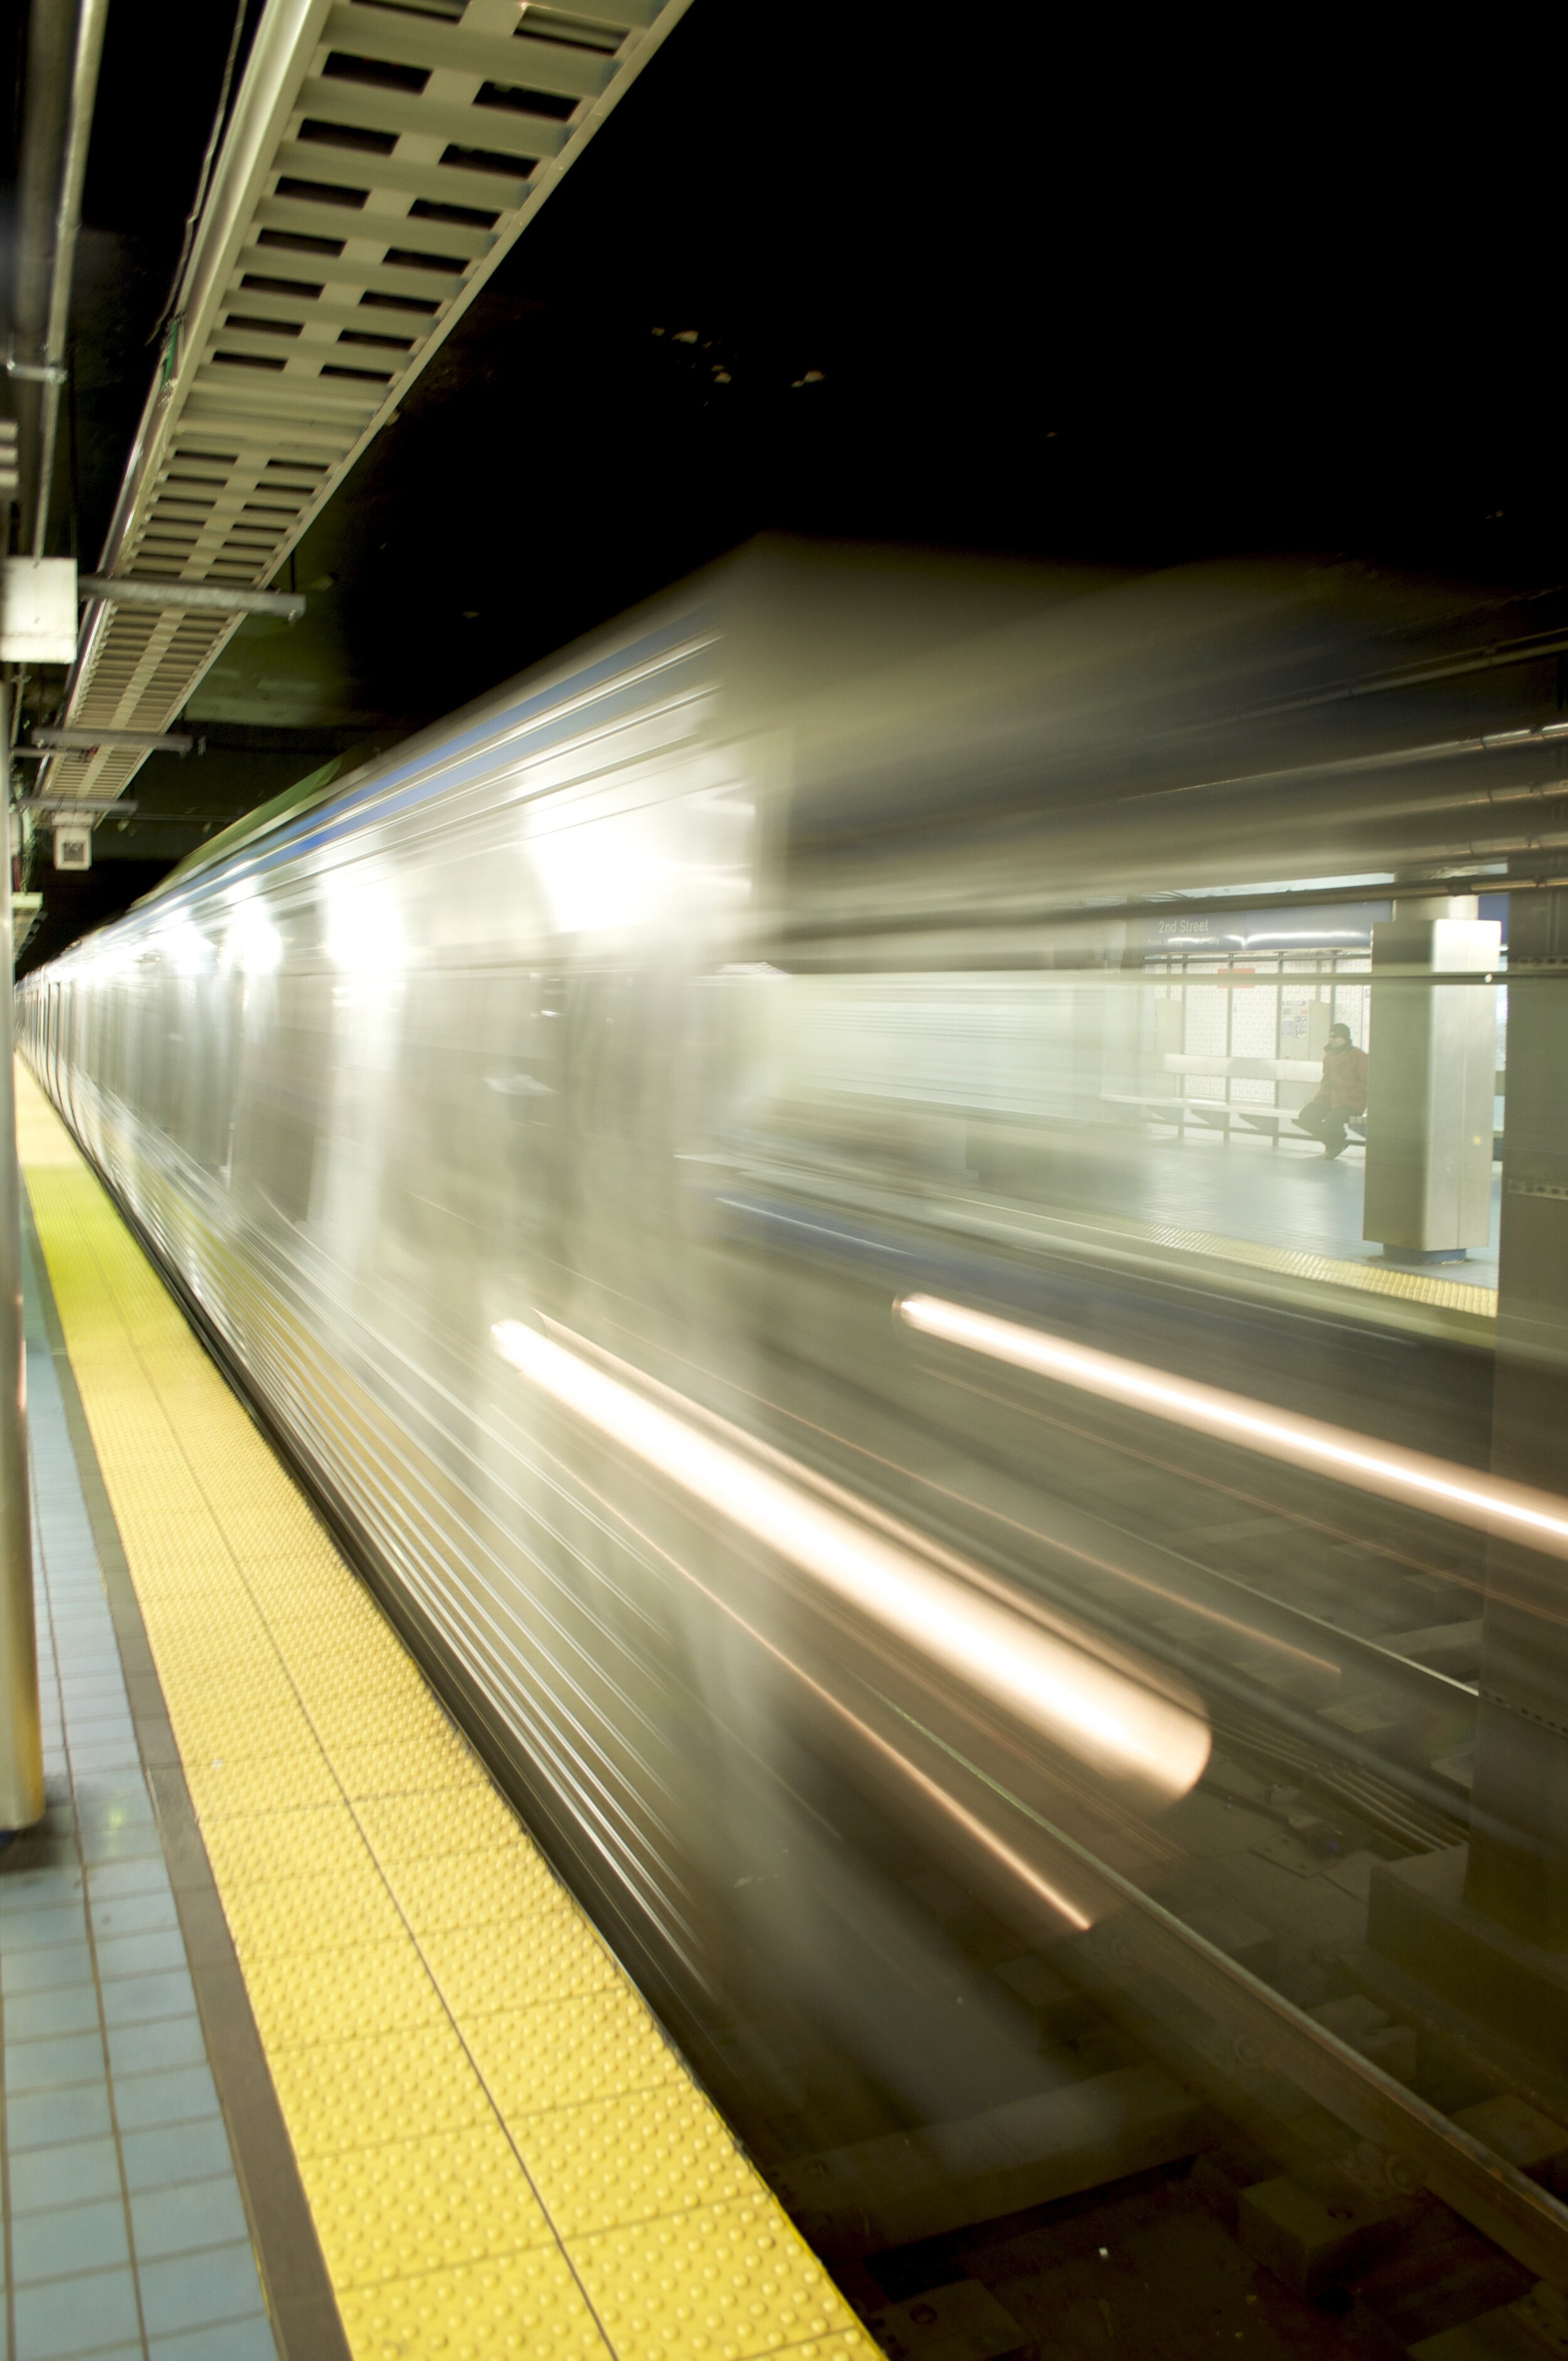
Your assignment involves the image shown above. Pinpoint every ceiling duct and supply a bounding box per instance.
[44,0,691,814]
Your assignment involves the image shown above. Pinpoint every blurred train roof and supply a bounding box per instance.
[6,3,1561,963]
[122,537,1568,931]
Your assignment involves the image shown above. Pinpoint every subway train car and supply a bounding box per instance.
[21,542,1568,2289]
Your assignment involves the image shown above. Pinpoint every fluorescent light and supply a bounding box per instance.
[492,1319,1209,1803]
[899,1295,1568,1559]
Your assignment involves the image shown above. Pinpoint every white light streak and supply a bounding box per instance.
[492,1319,1209,1803]
[151,916,213,978]
[898,1294,1568,1559]
[221,892,282,978]
[324,879,405,981]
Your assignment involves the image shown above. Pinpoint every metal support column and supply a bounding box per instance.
[1368,888,1568,2046]
[1363,896,1499,1261]
[1466,887,1568,1943]
[0,682,43,1830]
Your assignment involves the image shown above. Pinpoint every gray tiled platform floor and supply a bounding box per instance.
[1104,1127,1502,1290]
[0,1245,275,2360]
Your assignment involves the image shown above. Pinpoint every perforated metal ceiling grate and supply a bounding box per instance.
[49,0,689,809]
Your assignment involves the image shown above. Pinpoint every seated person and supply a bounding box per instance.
[1294,1022,1368,1157]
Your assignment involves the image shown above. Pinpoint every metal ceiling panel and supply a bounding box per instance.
[46,0,691,810]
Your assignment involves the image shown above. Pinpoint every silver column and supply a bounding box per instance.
[1363,896,1500,1260]
[1467,886,1568,1942]
[0,683,44,1830]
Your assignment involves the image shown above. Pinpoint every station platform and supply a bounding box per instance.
[1110,1127,1502,1306]
[2,1062,876,2361]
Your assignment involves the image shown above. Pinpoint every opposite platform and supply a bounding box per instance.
[11,1061,876,2361]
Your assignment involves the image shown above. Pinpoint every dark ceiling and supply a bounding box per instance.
[6,3,1561,967]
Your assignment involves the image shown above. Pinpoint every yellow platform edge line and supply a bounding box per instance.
[1142,1216,1498,1317]
[16,1063,877,2361]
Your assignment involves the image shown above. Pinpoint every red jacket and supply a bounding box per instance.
[1318,1041,1368,1112]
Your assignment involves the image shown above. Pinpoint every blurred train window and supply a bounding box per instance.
[103,981,134,1112]
[229,950,329,1229]
[378,965,559,1274]
[181,966,239,1174]
[739,906,1498,1330]
[139,967,182,1145]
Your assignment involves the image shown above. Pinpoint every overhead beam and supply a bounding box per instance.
[78,573,306,622]
[31,0,110,556]
[31,728,194,755]
[20,798,140,817]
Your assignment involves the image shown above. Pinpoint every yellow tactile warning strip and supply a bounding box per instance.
[1140,1218,1498,1318]
[16,1064,877,2361]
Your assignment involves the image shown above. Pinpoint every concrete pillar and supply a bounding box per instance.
[1465,887,1568,1943]
[1363,898,1499,1263]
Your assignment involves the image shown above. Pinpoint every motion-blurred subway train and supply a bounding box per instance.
[22,541,1568,2282]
